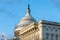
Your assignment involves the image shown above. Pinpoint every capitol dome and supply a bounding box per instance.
[15,4,36,31]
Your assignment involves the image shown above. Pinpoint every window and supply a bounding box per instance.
[53,27,55,29]
[46,33,49,39]
[49,26,51,28]
[51,28,53,31]
[58,28,60,30]
[51,33,54,40]
[46,28,49,31]
[56,34,58,40]
[55,29,57,32]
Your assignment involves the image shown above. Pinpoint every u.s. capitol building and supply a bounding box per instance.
[14,4,60,40]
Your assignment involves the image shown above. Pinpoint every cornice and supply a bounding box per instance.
[38,20,60,26]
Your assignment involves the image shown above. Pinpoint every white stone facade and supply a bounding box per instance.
[38,20,60,40]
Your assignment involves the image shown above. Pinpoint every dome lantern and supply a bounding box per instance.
[25,4,31,16]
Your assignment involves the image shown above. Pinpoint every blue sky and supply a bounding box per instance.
[0,0,60,38]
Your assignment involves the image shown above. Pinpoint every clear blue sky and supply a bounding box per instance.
[0,0,60,38]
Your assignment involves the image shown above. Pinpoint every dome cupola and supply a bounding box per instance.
[15,4,36,31]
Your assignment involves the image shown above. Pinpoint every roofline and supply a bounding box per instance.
[38,20,60,26]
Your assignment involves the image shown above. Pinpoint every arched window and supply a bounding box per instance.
[46,33,49,39]
[56,34,58,40]
[51,33,54,40]
[46,28,49,31]
[55,29,57,32]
